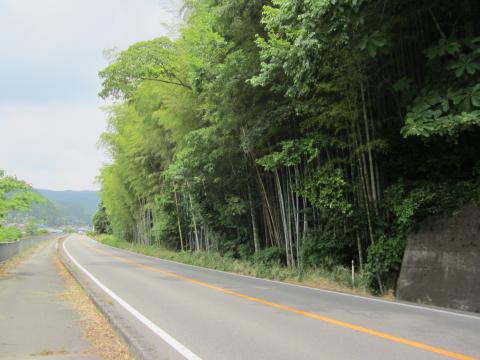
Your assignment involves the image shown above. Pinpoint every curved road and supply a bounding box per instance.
[62,235,480,360]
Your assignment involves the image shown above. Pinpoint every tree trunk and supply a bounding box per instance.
[248,184,261,253]
[189,195,200,252]
[174,190,184,251]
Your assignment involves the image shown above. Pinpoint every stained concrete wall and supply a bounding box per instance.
[0,234,57,262]
[396,202,480,313]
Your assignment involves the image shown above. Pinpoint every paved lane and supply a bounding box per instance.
[62,235,480,360]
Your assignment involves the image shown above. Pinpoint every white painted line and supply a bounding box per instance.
[62,237,202,360]
[89,236,480,321]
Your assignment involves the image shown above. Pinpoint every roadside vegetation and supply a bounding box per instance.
[0,225,48,243]
[0,226,23,243]
[97,234,370,295]
[95,0,480,294]
[62,227,75,234]
[0,169,45,243]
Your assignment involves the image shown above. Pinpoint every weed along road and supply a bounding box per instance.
[62,234,480,360]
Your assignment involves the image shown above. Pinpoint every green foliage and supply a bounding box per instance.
[357,30,388,58]
[93,202,112,234]
[253,246,285,266]
[384,179,480,232]
[97,0,480,295]
[0,169,45,224]
[99,37,191,100]
[0,170,45,242]
[24,218,38,236]
[63,227,75,234]
[0,226,23,243]
[301,228,355,270]
[300,166,352,215]
[371,177,480,287]
[402,37,480,138]
[365,236,406,289]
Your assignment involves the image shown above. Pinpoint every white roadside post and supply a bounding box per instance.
[351,260,355,287]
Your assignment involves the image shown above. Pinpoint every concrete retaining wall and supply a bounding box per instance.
[0,234,57,262]
[396,202,480,313]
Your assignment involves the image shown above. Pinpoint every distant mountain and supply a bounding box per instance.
[9,189,100,226]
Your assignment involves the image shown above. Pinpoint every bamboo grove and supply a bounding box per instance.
[96,0,480,291]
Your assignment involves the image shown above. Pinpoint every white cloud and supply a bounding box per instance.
[0,0,181,61]
[0,102,108,190]
[0,0,182,190]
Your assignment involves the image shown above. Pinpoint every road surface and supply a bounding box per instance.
[62,235,480,360]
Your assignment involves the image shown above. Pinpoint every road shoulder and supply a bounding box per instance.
[60,236,162,360]
[0,237,131,360]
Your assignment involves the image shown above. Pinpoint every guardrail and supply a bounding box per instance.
[0,234,58,262]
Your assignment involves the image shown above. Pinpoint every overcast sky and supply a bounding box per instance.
[0,0,181,190]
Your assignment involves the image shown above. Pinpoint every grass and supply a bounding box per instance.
[97,234,372,296]
[0,226,23,243]
[0,226,49,243]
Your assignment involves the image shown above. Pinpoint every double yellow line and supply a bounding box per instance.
[85,242,478,360]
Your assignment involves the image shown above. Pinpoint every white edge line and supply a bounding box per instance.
[87,236,480,321]
[63,237,202,360]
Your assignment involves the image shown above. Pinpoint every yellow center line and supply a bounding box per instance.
[84,241,478,360]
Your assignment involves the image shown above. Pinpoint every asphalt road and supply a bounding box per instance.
[63,235,480,360]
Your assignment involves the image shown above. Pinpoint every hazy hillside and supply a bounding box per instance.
[9,189,100,226]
